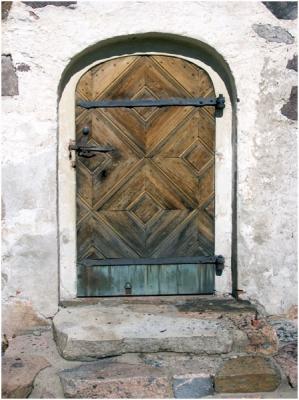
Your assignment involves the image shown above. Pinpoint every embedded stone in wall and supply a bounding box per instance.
[281,86,298,121]
[263,2,298,20]
[1,54,18,96]
[252,24,294,44]
[287,55,298,71]
[22,1,76,8]
[1,1,12,20]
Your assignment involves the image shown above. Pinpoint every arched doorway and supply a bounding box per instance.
[75,55,218,296]
[58,34,236,301]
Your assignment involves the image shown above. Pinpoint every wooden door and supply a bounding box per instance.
[76,55,216,296]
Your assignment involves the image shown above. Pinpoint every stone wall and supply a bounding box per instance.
[2,1,297,322]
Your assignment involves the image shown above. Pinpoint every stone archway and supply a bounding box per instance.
[57,33,237,302]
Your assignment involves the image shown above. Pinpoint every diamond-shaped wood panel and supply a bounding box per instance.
[76,55,215,265]
[130,192,161,225]
[183,140,213,175]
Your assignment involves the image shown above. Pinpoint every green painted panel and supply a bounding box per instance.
[77,263,215,296]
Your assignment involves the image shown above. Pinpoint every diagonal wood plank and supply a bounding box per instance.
[152,55,214,98]
[76,55,216,272]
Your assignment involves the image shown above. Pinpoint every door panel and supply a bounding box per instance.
[77,263,215,296]
[75,55,216,296]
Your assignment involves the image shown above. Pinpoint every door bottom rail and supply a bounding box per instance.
[77,262,218,297]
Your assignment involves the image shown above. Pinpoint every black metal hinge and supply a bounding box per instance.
[215,255,225,276]
[79,255,225,276]
[77,94,225,111]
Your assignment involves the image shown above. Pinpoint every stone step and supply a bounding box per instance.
[53,297,278,361]
[59,360,173,399]
[58,354,282,398]
[214,355,281,393]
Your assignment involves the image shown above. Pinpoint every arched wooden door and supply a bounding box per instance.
[75,55,217,296]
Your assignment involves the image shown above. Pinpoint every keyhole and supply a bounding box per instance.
[101,170,107,178]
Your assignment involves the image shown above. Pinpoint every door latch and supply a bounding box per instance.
[69,127,113,167]
[69,142,114,158]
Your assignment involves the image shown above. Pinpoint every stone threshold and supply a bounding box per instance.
[59,294,256,310]
[53,295,278,361]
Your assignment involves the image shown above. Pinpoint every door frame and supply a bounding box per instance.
[58,50,234,302]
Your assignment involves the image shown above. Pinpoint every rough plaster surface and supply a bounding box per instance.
[2,1,297,318]
[1,298,50,338]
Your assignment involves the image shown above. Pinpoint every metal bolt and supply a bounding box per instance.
[82,126,90,135]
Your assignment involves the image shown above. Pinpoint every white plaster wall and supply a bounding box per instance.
[2,1,297,317]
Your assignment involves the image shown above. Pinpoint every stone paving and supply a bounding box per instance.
[2,330,297,399]
[2,354,50,398]
[1,297,298,398]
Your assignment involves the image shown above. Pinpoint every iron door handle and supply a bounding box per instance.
[69,141,114,158]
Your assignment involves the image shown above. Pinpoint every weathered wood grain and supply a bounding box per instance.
[75,55,216,295]
[77,263,215,296]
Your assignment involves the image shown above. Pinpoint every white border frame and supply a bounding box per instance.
[58,52,233,301]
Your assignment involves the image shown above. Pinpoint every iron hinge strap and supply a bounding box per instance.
[79,254,225,269]
[77,94,225,110]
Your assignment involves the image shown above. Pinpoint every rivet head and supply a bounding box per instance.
[82,126,90,135]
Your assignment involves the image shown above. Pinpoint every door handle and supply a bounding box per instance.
[69,141,114,158]
[68,126,113,167]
